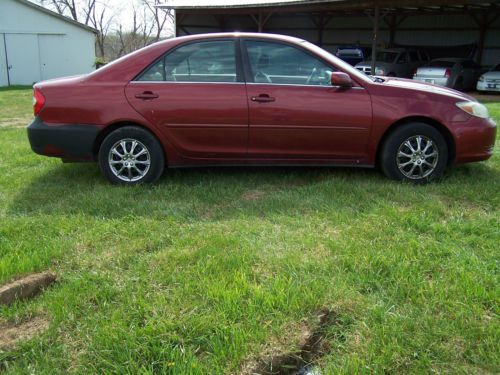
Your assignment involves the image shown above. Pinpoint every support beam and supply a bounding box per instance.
[384,14,406,46]
[470,10,500,64]
[371,2,380,74]
[311,14,333,47]
[250,12,273,32]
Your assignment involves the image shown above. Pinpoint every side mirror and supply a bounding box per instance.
[331,72,352,88]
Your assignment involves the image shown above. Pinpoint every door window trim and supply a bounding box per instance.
[131,37,245,84]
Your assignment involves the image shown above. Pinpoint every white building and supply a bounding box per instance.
[0,0,96,86]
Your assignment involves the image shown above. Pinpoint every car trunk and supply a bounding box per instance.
[415,67,448,78]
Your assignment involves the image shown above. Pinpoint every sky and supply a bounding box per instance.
[105,0,302,32]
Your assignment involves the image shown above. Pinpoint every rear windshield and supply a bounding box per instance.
[337,49,362,57]
[427,61,455,68]
[374,52,398,63]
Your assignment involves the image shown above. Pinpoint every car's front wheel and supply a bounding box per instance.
[380,123,448,183]
[98,126,165,185]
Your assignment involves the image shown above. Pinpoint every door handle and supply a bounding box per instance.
[251,94,275,103]
[135,91,159,100]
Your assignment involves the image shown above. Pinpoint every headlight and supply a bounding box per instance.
[456,101,489,119]
[478,76,485,82]
[375,67,385,76]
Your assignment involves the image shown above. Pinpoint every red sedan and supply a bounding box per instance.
[28,33,496,184]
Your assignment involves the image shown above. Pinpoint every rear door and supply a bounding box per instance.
[125,39,248,159]
[242,39,372,162]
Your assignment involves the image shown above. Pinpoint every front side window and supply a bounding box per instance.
[396,53,408,64]
[375,51,398,63]
[245,40,334,86]
[137,40,237,83]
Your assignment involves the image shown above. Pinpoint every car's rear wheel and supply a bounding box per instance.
[380,123,448,183]
[98,126,164,185]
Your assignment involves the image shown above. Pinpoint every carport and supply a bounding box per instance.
[159,0,500,70]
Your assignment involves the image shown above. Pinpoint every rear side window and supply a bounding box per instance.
[245,40,334,86]
[428,60,455,68]
[137,40,237,83]
[462,61,474,69]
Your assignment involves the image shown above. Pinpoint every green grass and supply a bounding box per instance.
[0,88,499,374]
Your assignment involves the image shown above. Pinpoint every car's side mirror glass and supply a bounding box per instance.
[331,72,352,88]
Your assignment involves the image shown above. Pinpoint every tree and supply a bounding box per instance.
[142,0,174,43]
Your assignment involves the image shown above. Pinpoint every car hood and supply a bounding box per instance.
[482,71,500,79]
[379,77,476,101]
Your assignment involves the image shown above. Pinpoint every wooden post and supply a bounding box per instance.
[471,11,499,64]
[371,2,380,74]
[388,15,396,46]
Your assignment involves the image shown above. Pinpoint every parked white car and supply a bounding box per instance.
[477,64,500,93]
[413,58,483,91]
[355,48,429,78]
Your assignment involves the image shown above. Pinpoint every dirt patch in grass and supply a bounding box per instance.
[241,309,343,375]
[0,117,32,128]
[0,316,50,350]
[0,272,56,305]
[241,189,269,202]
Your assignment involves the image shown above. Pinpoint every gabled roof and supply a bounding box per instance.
[15,0,97,34]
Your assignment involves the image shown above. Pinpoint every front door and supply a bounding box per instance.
[126,39,248,159]
[242,39,372,162]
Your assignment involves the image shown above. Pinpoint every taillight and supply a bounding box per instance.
[412,69,417,77]
[33,87,45,116]
[444,68,452,79]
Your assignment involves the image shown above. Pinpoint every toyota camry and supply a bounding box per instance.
[28,33,497,184]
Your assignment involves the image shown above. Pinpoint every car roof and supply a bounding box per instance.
[431,58,469,62]
[166,32,307,45]
[377,48,406,52]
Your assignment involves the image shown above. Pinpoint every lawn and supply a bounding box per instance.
[0,87,498,374]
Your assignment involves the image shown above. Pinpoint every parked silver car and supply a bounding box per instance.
[477,63,500,93]
[413,58,483,91]
[355,48,429,78]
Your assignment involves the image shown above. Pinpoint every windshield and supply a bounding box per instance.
[428,60,455,68]
[371,51,398,63]
[337,49,362,57]
[493,64,500,72]
[302,40,373,84]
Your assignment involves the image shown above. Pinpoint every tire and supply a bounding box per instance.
[380,123,448,184]
[98,126,165,185]
[454,77,464,91]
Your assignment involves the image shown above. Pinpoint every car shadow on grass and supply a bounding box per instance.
[8,161,499,221]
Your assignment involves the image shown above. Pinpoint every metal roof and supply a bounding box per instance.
[15,0,97,34]
[160,0,500,13]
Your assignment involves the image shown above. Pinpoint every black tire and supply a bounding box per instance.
[98,126,165,185]
[454,77,464,91]
[380,123,448,184]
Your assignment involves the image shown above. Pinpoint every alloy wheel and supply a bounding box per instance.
[108,138,151,182]
[396,135,439,180]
